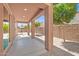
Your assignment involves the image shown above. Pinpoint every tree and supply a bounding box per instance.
[53,3,76,25]
[35,22,42,28]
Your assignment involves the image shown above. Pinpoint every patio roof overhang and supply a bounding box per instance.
[3,3,47,23]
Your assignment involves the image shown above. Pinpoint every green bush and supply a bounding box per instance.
[3,24,9,33]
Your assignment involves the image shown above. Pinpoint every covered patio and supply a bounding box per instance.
[0,3,53,56]
[0,3,79,56]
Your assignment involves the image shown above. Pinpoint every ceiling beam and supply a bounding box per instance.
[29,4,52,23]
[17,21,28,23]
[3,3,13,15]
[28,8,44,23]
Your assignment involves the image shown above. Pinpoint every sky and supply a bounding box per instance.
[36,16,45,23]
[76,3,79,12]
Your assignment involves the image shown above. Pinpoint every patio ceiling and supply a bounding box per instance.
[5,3,47,23]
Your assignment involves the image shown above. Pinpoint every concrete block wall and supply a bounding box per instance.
[53,24,79,42]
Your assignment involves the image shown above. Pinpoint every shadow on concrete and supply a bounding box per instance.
[39,45,74,56]
[52,46,74,56]
[62,42,79,54]
[35,37,74,56]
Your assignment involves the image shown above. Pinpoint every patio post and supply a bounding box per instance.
[44,4,53,52]
[31,20,35,38]
[15,22,17,36]
[27,23,30,35]
[9,15,15,42]
[0,4,3,55]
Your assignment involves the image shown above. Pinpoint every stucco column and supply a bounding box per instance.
[0,4,3,55]
[15,22,17,36]
[9,15,15,42]
[15,22,18,36]
[44,4,53,52]
[31,20,35,38]
[27,23,30,35]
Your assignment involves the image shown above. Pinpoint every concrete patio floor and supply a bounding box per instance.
[6,33,79,56]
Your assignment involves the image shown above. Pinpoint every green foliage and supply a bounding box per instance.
[3,24,9,33]
[53,3,76,25]
[35,22,42,28]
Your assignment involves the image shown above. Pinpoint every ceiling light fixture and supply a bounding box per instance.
[23,16,25,18]
[24,8,27,11]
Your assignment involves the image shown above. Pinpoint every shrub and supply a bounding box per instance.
[3,24,9,33]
